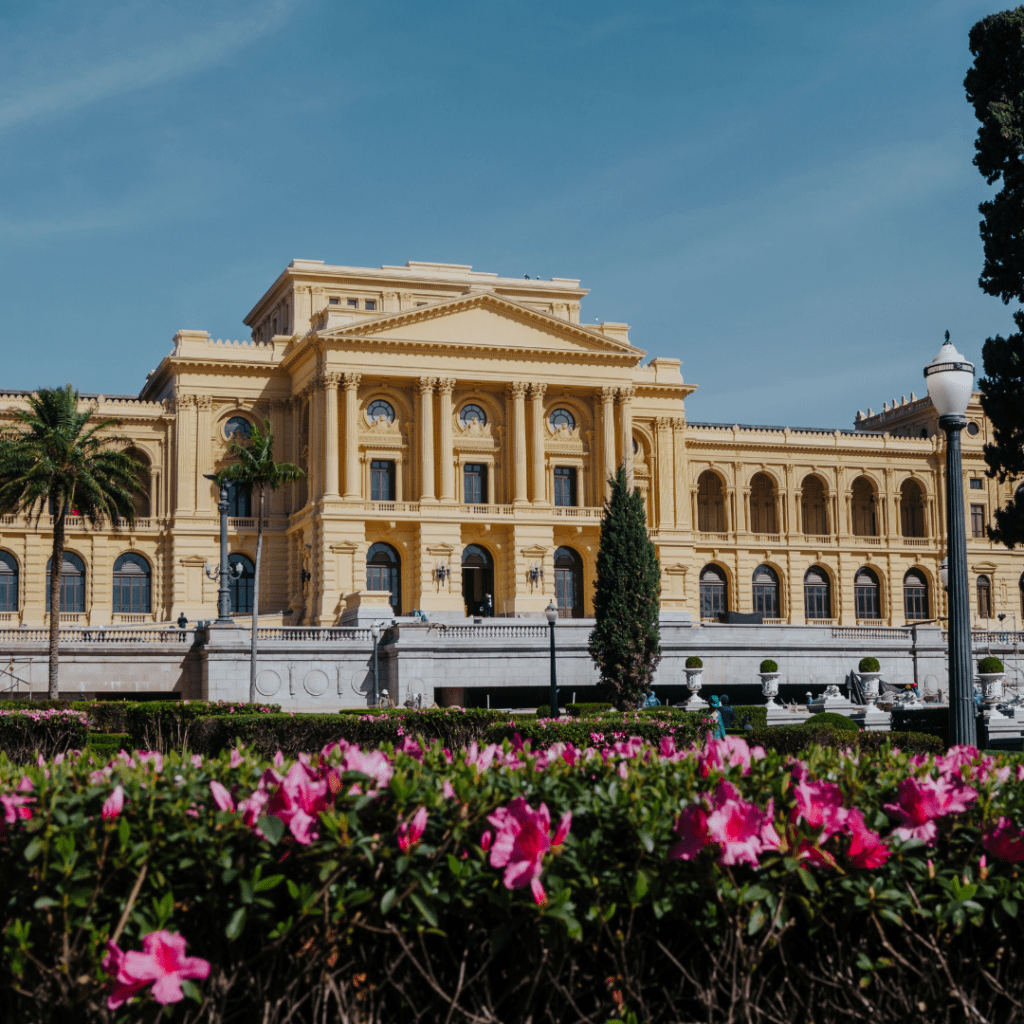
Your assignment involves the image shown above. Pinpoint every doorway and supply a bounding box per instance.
[461,544,494,616]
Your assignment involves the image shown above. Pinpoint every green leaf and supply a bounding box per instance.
[380,887,398,915]
[796,868,819,895]
[747,904,767,935]
[1002,898,1019,919]
[225,907,246,940]
[23,838,43,862]
[286,879,300,900]
[637,829,654,853]
[741,885,771,904]
[180,978,203,1004]
[254,874,284,893]
[257,815,285,845]
[32,896,59,909]
[630,871,649,903]
[410,893,439,928]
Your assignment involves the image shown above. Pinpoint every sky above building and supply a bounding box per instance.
[0,0,1014,426]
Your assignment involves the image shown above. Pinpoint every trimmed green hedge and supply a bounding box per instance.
[804,711,860,732]
[748,724,943,756]
[0,710,89,762]
[730,705,767,730]
[565,702,613,717]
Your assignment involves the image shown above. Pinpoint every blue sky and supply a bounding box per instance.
[0,0,1014,426]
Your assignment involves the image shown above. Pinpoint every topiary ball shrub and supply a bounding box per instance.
[979,656,1005,674]
[686,656,703,669]
[760,659,778,673]
[858,656,880,673]
[803,711,859,732]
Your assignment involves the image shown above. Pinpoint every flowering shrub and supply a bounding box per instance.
[3,732,1024,1022]
[0,708,89,760]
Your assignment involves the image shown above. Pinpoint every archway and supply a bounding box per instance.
[851,477,878,536]
[801,476,828,535]
[696,472,726,532]
[554,546,583,618]
[461,545,494,617]
[366,542,401,616]
[228,553,254,614]
[749,474,777,533]
[900,480,926,538]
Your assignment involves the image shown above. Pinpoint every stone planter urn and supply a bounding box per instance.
[760,672,781,705]
[858,672,882,705]
[978,672,1005,705]
[683,668,705,709]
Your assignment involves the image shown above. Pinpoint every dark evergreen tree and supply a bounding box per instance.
[966,9,1024,546]
[588,465,661,711]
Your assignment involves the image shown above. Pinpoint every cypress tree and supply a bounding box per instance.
[588,465,661,710]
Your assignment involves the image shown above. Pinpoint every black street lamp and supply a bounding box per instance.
[924,334,977,747]
[371,621,381,708]
[203,474,242,624]
[545,600,559,719]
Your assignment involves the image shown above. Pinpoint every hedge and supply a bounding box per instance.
[803,711,860,732]
[565,702,614,717]
[747,724,943,756]
[0,709,89,761]
[730,705,767,730]
[3,734,1024,1022]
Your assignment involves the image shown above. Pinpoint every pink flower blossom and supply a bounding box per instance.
[190,755,203,768]
[137,751,163,773]
[209,780,234,812]
[845,809,890,868]
[441,780,456,800]
[669,804,709,861]
[983,817,1024,863]
[338,746,393,789]
[102,930,210,1008]
[397,806,428,853]
[884,775,978,845]
[698,734,764,777]
[1,778,34,826]
[230,748,243,769]
[400,735,425,761]
[259,762,331,844]
[273,750,284,767]
[480,829,493,851]
[487,797,570,906]
[707,795,779,867]
[102,786,125,820]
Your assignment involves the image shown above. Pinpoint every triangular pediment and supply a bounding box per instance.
[313,291,644,361]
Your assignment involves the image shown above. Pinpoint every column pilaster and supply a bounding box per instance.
[174,395,196,514]
[508,382,529,505]
[601,386,616,499]
[437,378,456,502]
[342,373,361,499]
[322,372,342,498]
[529,383,548,504]
[654,417,674,528]
[618,386,635,491]
[194,396,213,511]
[418,378,437,502]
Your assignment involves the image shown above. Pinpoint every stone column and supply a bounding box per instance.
[601,387,616,499]
[529,383,547,504]
[509,382,529,504]
[194,396,213,511]
[308,381,322,501]
[174,395,196,513]
[289,397,302,511]
[618,386,635,490]
[322,372,342,497]
[437,378,456,502]
[418,378,436,501]
[654,417,674,527]
[342,373,361,499]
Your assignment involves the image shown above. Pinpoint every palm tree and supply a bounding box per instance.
[0,386,146,698]
[217,418,304,704]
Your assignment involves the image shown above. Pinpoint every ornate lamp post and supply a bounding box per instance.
[203,474,242,624]
[371,621,381,708]
[924,335,976,746]
[545,600,559,719]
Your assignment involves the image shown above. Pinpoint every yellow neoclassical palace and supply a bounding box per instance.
[0,258,1021,630]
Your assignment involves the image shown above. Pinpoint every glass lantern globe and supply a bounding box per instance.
[939,558,948,589]
[924,335,974,418]
[544,601,558,624]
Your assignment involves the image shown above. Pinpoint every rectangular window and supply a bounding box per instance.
[978,583,992,619]
[365,299,376,311]
[553,466,577,507]
[970,478,983,489]
[347,299,358,308]
[855,586,880,620]
[971,504,986,538]
[370,460,395,502]
[699,583,726,621]
[328,297,340,306]
[464,464,487,504]
[904,587,928,621]
[804,586,829,620]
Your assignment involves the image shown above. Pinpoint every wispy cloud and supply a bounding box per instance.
[0,0,305,135]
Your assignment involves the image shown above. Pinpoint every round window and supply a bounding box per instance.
[224,416,251,440]
[460,404,487,427]
[549,408,575,431]
[367,399,395,424]
[967,421,980,436]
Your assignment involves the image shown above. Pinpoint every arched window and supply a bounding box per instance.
[366,542,401,614]
[224,416,251,440]
[459,404,487,428]
[697,472,726,533]
[749,474,777,534]
[554,546,583,619]
[46,552,85,613]
[226,481,251,517]
[903,568,929,621]
[127,449,151,518]
[854,566,881,620]
[699,564,728,621]
[461,545,493,617]
[367,399,395,424]
[549,408,575,431]
[752,564,780,617]
[0,551,18,612]
[977,574,992,619]
[801,476,828,536]
[112,553,152,614]
[900,480,926,538]
[803,566,831,620]
[228,554,254,614]
[851,477,878,537]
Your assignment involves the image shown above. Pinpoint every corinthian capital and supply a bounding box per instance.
[529,383,548,400]
[195,395,213,410]
[600,386,617,404]
[321,371,343,389]
[436,378,456,395]
[418,376,437,395]
[174,394,196,410]
[617,386,636,403]
[507,382,529,400]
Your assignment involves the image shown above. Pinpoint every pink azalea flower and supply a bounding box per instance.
[103,930,210,1008]
[229,748,243,769]
[844,808,890,868]
[707,795,778,867]
[209,780,234,813]
[441,780,456,800]
[884,775,978,845]
[983,817,1024,863]
[190,755,203,768]
[698,734,764,777]
[399,735,425,761]
[339,746,394,789]
[480,829,493,851]
[137,751,164,773]
[668,804,709,860]
[273,750,284,767]
[102,786,125,820]
[262,762,330,844]
[397,806,428,853]
[487,797,570,906]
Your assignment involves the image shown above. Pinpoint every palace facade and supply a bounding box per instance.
[0,258,1021,631]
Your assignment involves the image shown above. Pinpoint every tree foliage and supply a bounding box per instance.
[216,418,304,703]
[0,385,144,697]
[966,9,1024,547]
[588,465,661,711]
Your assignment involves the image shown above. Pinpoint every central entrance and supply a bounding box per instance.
[461,544,494,617]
